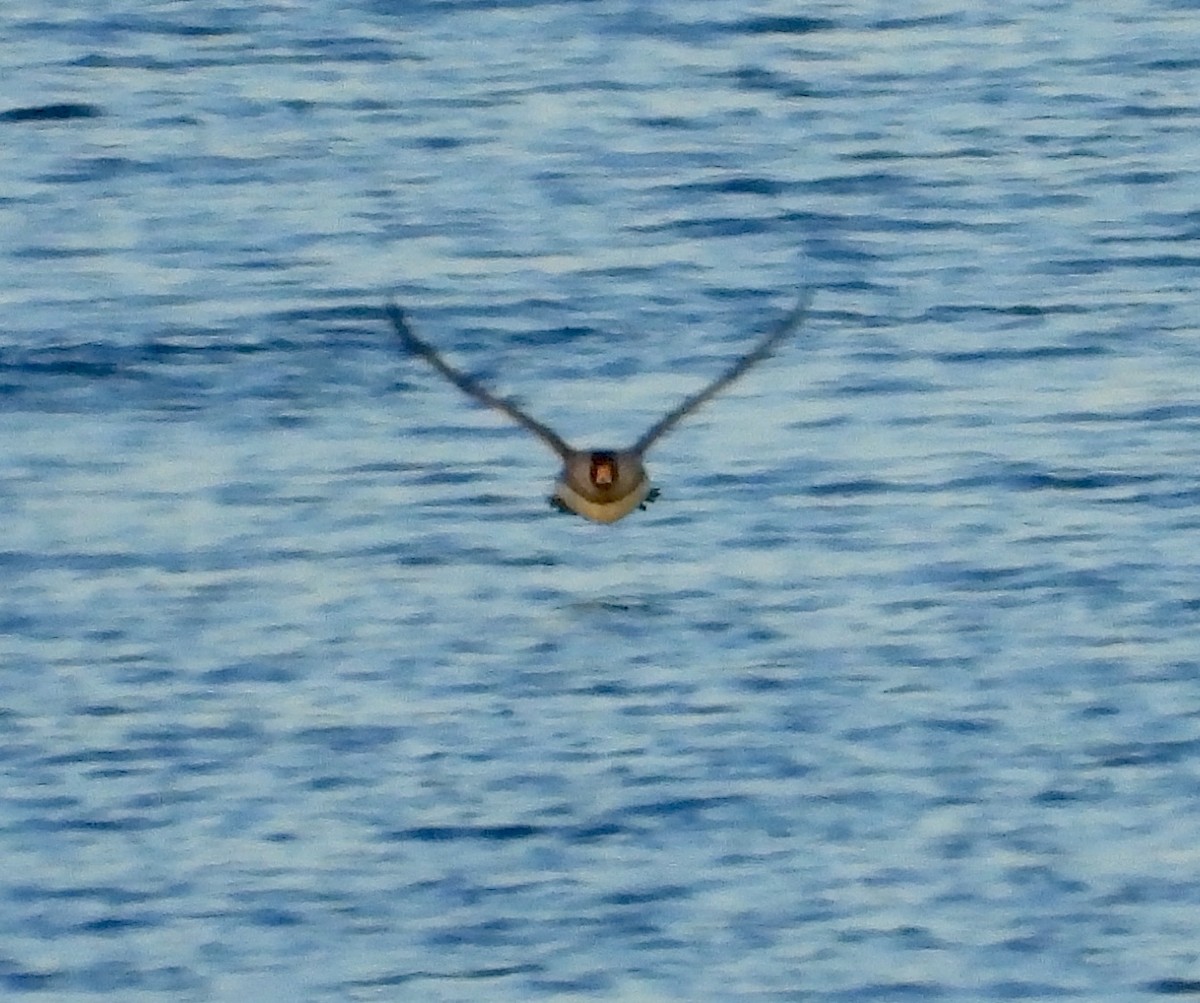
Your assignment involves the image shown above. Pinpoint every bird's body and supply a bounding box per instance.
[548,449,656,523]
[387,292,812,523]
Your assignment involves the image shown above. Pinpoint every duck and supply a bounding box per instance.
[387,290,812,523]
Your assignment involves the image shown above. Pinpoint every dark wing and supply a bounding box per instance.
[633,289,814,454]
[387,304,573,460]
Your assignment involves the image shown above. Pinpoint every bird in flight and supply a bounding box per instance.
[387,291,812,523]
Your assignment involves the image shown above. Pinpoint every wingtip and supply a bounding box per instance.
[386,301,418,344]
[791,285,815,313]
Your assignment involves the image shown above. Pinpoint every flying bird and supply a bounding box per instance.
[387,291,812,523]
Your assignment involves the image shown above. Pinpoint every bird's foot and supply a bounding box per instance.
[639,487,661,511]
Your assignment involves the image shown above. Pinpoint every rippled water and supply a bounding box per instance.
[4,1,1200,1000]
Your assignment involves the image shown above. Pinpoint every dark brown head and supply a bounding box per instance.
[590,451,617,488]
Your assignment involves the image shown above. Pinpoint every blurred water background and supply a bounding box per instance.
[3,1,1200,1000]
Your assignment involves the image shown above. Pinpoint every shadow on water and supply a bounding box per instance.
[563,594,677,619]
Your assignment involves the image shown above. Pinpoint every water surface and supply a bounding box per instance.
[3,2,1200,1000]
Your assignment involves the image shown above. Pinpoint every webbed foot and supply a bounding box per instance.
[639,487,661,511]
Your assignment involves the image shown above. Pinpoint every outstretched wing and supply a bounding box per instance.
[387,304,574,460]
[633,290,814,455]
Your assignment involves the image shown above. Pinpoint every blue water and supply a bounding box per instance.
[4,1,1200,1000]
